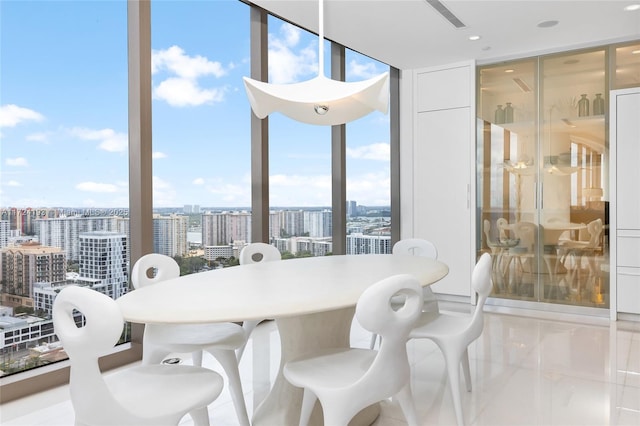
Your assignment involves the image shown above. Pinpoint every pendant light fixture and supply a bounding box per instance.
[243,0,389,126]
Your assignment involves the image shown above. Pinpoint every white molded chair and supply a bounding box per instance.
[370,238,439,349]
[131,254,250,426]
[53,285,223,426]
[283,273,423,426]
[237,242,282,359]
[409,253,493,426]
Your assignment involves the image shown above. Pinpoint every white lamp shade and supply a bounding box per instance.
[243,73,390,126]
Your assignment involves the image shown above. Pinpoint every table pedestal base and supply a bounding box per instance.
[252,307,380,426]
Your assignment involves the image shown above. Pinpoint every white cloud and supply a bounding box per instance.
[154,77,224,107]
[268,23,317,84]
[152,45,226,79]
[75,182,119,193]
[152,45,228,107]
[153,151,168,159]
[347,60,381,79]
[26,132,51,143]
[192,177,205,185]
[346,143,389,161]
[6,157,28,167]
[0,104,44,128]
[69,127,128,153]
[6,180,22,187]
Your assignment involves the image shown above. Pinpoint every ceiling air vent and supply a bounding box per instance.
[425,0,467,29]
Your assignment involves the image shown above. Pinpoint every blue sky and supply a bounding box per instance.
[0,0,391,210]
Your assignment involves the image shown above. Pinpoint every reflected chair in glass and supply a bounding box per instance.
[557,218,603,297]
[283,274,423,426]
[482,219,513,293]
[408,253,493,426]
[53,285,224,426]
[502,221,537,295]
[238,242,283,360]
[131,254,251,426]
[370,238,438,349]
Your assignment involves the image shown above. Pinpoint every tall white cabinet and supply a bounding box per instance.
[400,61,475,297]
[610,87,640,318]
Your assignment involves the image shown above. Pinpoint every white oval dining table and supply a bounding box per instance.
[116,253,449,426]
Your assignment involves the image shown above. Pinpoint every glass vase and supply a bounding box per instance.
[495,105,505,124]
[593,93,605,115]
[578,94,590,117]
[504,102,514,123]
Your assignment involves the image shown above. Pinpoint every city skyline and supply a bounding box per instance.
[0,1,392,210]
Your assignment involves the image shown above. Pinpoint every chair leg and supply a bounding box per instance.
[298,388,318,426]
[395,383,419,426]
[207,348,250,426]
[189,407,211,426]
[443,349,466,426]
[461,348,472,392]
[236,320,259,362]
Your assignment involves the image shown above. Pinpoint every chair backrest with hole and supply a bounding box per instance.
[53,285,128,422]
[355,274,423,389]
[131,253,180,289]
[239,242,282,265]
[392,238,437,259]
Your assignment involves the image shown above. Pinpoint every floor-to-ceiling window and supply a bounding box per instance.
[0,0,397,401]
[345,49,392,255]
[150,1,251,271]
[267,16,333,258]
[0,1,130,381]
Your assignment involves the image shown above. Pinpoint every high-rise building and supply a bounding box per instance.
[79,231,128,299]
[227,211,251,244]
[0,243,66,298]
[304,210,332,238]
[347,200,358,217]
[269,211,283,240]
[282,210,305,237]
[0,220,9,249]
[37,215,122,262]
[202,212,228,246]
[153,214,189,257]
[293,237,333,256]
[202,211,251,246]
[346,233,391,255]
[0,208,59,235]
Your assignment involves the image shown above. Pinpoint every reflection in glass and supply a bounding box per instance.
[478,46,611,309]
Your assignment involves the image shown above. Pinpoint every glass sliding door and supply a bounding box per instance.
[540,48,607,306]
[477,58,538,301]
[478,46,609,309]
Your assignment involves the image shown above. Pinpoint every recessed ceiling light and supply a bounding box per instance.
[504,69,515,73]
[624,4,640,11]
[537,20,559,28]
[469,35,481,41]
[632,49,640,54]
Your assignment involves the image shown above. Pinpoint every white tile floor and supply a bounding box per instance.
[2,304,639,426]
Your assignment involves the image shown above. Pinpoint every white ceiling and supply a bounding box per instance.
[249,0,640,70]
